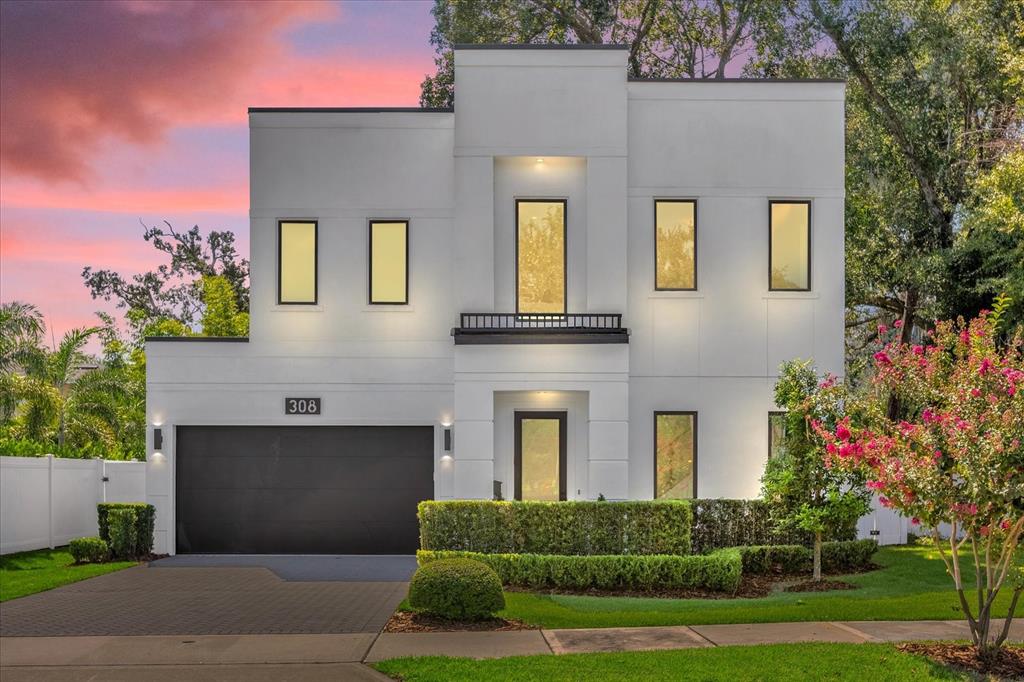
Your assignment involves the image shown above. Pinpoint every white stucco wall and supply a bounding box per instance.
[625,80,846,499]
[146,47,846,553]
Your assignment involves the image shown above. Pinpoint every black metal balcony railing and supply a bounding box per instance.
[453,313,629,345]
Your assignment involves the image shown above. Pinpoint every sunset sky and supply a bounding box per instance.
[0,0,435,344]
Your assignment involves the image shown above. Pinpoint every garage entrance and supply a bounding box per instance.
[175,425,433,554]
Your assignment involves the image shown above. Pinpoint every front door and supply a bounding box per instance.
[514,411,567,501]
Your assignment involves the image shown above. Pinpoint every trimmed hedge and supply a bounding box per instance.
[408,558,505,620]
[417,548,742,593]
[821,539,879,573]
[418,500,692,556]
[69,536,109,564]
[691,499,857,553]
[739,540,879,575]
[98,503,154,558]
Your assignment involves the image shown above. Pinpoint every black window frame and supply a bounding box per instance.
[653,410,698,499]
[513,410,568,501]
[514,198,568,316]
[277,219,319,305]
[768,199,812,292]
[768,410,788,460]
[367,219,410,305]
[654,198,698,291]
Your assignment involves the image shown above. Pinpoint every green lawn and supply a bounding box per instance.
[0,547,136,602]
[492,545,1013,629]
[374,643,966,681]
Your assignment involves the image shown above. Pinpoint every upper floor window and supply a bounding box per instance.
[769,200,811,291]
[369,220,409,304]
[769,411,787,460]
[655,199,696,290]
[278,220,317,304]
[516,199,566,314]
[654,411,697,499]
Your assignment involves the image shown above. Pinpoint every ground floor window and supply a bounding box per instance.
[654,411,696,499]
[769,411,788,459]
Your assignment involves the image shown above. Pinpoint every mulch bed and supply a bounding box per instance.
[783,579,858,593]
[898,642,1024,679]
[384,610,534,633]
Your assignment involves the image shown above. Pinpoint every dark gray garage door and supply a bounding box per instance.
[175,426,433,554]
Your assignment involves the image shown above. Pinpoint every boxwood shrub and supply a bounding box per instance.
[408,558,505,620]
[739,539,878,575]
[417,548,742,593]
[690,499,858,553]
[418,500,692,556]
[98,503,154,558]
[69,536,109,564]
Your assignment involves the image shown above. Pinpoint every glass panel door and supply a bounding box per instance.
[514,411,567,501]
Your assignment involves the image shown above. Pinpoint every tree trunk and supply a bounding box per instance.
[886,288,918,420]
[813,532,822,582]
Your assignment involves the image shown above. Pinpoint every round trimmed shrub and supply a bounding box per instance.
[69,536,109,564]
[408,558,505,620]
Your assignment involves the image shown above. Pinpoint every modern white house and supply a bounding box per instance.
[145,45,847,555]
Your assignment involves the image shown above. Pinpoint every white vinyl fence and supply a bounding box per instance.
[856,494,909,546]
[0,455,147,555]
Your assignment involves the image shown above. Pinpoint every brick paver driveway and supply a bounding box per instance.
[0,556,415,636]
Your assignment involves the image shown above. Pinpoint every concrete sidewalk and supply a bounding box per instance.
[368,618,1024,661]
[2,619,1021,675]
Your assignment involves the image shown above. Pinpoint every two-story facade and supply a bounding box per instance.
[145,45,845,555]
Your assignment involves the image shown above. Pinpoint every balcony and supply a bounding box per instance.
[452,313,629,345]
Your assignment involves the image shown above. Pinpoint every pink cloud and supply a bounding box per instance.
[0,0,334,183]
[1,180,248,214]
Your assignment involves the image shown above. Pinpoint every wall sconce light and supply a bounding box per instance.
[154,427,163,450]
[443,427,453,453]
[151,451,166,463]
[535,157,545,164]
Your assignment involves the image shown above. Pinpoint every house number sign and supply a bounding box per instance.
[285,397,321,415]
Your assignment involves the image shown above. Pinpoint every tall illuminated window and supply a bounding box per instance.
[655,199,696,290]
[769,201,811,290]
[369,220,409,304]
[655,412,697,499]
[516,199,566,314]
[278,220,317,304]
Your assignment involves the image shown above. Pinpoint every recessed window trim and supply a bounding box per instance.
[653,410,698,499]
[768,199,812,292]
[514,198,568,316]
[654,198,698,291]
[277,219,318,305]
[769,410,787,460]
[368,219,410,305]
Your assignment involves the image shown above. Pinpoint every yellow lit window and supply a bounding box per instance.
[517,200,566,314]
[520,418,561,501]
[655,200,696,290]
[369,221,408,304]
[655,412,696,499]
[770,201,810,290]
[279,221,317,304]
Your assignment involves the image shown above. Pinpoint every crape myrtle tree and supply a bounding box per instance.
[813,311,1024,657]
[762,360,871,581]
